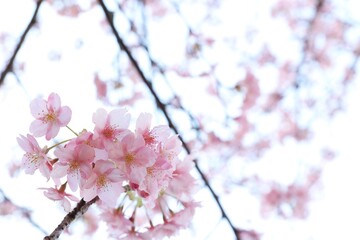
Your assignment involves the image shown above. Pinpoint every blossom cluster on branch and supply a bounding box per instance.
[17,92,198,239]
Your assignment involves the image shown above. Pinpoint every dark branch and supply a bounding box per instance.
[98,1,240,239]
[43,197,98,240]
[0,0,44,86]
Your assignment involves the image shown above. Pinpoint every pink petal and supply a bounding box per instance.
[92,108,107,129]
[67,194,79,202]
[51,164,68,179]
[135,147,155,166]
[58,106,72,126]
[83,174,97,189]
[78,145,95,162]
[22,156,38,174]
[94,148,108,161]
[109,108,130,129]
[82,186,97,202]
[17,135,33,152]
[48,92,61,111]
[39,162,52,179]
[43,189,62,200]
[152,125,171,141]
[136,113,152,133]
[107,168,124,182]
[62,198,71,212]
[98,184,121,207]
[30,120,47,137]
[54,147,74,163]
[67,171,80,191]
[94,160,113,174]
[46,123,60,140]
[30,98,47,118]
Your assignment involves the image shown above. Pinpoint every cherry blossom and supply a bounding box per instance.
[167,156,198,202]
[92,108,130,147]
[135,112,171,145]
[16,134,51,179]
[82,160,124,207]
[29,92,71,140]
[109,132,156,189]
[52,144,95,191]
[40,184,79,212]
[17,93,198,240]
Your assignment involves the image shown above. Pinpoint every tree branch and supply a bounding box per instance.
[43,197,98,240]
[97,1,240,239]
[0,188,47,235]
[0,0,44,86]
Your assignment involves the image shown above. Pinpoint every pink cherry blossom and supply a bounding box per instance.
[16,134,51,179]
[66,130,108,161]
[40,184,79,212]
[109,132,156,189]
[94,73,107,100]
[135,112,171,145]
[138,157,173,203]
[101,208,144,240]
[92,108,130,147]
[82,160,124,207]
[145,201,200,239]
[52,144,95,191]
[167,156,197,201]
[29,92,71,140]
[17,95,199,240]
[157,134,182,163]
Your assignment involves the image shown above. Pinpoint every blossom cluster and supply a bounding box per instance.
[17,93,198,239]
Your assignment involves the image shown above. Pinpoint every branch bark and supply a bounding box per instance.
[0,0,44,86]
[43,197,98,240]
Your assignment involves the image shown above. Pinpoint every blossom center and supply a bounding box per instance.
[97,175,108,188]
[144,133,156,145]
[125,153,135,164]
[44,112,57,123]
[69,161,80,171]
[102,127,114,139]
[26,153,40,163]
[146,167,154,175]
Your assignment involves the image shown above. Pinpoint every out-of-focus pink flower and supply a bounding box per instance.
[82,210,99,235]
[146,201,200,238]
[82,160,124,207]
[94,73,107,100]
[237,229,261,240]
[17,134,52,179]
[241,71,260,112]
[52,144,95,191]
[40,185,79,212]
[92,108,130,147]
[0,201,17,216]
[29,92,72,140]
[101,208,135,238]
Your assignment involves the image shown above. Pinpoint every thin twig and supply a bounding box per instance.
[98,1,240,239]
[43,197,99,240]
[0,0,44,86]
[0,188,47,235]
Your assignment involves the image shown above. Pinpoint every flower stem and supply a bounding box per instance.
[66,125,78,136]
[46,139,72,153]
